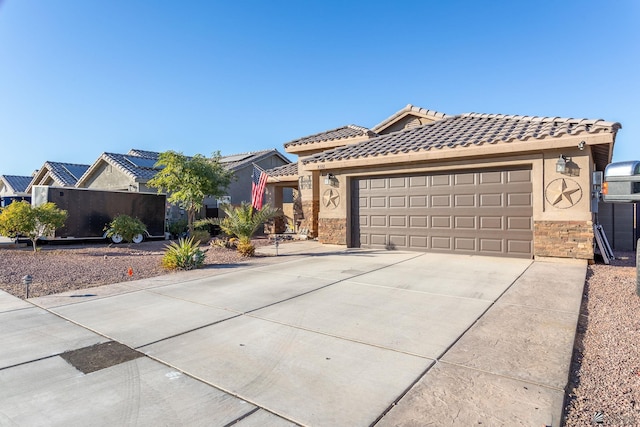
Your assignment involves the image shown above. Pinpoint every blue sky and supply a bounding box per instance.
[0,1,638,176]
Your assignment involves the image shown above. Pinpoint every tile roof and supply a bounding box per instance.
[127,149,160,159]
[284,125,375,148]
[41,162,91,186]
[303,113,621,165]
[372,104,450,133]
[266,162,298,177]
[94,152,163,182]
[219,149,290,171]
[79,149,291,183]
[1,175,32,193]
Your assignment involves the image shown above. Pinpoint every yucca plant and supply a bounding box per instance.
[161,236,206,270]
[195,202,280,257]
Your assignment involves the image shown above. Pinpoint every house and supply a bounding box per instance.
[265,104,620,260]
[0,175,32,207]
[75,148,291,220]
[25,161,91,194]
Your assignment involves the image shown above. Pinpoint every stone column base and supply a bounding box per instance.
[534,220,594,259]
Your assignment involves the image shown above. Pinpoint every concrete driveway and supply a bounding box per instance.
[0,241,586,426]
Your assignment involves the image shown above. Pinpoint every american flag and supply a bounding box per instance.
[251,164,268,210]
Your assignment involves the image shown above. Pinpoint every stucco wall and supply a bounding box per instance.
[82,163,134,191]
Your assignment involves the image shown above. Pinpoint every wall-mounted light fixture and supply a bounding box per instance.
[578,141,585,151]
[324,173,337,186]
[556,155,568,174]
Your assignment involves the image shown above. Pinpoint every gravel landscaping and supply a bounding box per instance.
[562,251,640,426]
[0,238,274,299]
[1,240,638,425]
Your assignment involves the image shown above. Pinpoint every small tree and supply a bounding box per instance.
[0,201,67,252]
[147,151,234,235]
[198,202,280,256]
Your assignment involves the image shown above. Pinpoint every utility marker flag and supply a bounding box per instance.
[251,164,268,210]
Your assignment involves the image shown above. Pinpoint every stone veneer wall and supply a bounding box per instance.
[264,216,286,234]
[300,200,319,238]
[318,218,347,245]
[534,220,594,259]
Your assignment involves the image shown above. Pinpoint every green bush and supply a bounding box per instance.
[105,214,146,243]
[168,219,188,238]
[161,237,207,270]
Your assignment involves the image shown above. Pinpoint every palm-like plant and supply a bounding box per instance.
[196,202,280,256]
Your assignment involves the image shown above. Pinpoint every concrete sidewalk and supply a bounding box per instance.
[0,241,586,426]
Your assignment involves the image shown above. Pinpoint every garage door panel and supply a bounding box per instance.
[455,216,476,228]
[431,195,451,207]
[389,235,407,247]
[389,216,407,227]
[508,240,532,254]
[479,193,503,207]
[431,175,451,186]
[409,196,427,207]
[409,236,428,248]
[370,197,386,208]
[508,169,531,182]
[479,171,503,184]
[508,217,531,230]
[389,196,406,208]
[480,239,503,252]
[454,237,476,251]
[370,179,387,189]
[431,236,452,250]
[431,216,451,228]
[480,216,502,229]
[389,177,406,188]
[351,167,532,258]
[370,216,387,227]
[409,176,428,187]
[410,216,428,227]
[508,193,532,206]
[454,194,475,207]
[370,234,387,245]
[455,173,476,185]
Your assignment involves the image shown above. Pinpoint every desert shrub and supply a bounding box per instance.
[168,219,188,238]
[161,237,206,270]
[210,236,238,249]
[105,214,146,243]
[198,203,280,257]
[191,229,211,244]
[236,236,255,257]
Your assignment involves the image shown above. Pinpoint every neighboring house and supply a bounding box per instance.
[265,104,621,261]
[0,175,32,207]
[25,161,90,194]
[76,148,291,220]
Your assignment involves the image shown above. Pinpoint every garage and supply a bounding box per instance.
[351,167,533,258]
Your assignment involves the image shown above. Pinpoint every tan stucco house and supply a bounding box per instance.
[265,104,620,260]
[0,175,32,207]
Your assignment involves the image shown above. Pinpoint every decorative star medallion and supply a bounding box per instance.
[545,178,582,209]
[322,189,340,209]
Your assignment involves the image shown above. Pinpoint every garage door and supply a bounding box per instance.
[351,168,533,258]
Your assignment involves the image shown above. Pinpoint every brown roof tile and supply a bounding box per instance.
[303,113,620,165]
[372,104,450,133]
[266,162,298,177]
[284,125,375,148]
